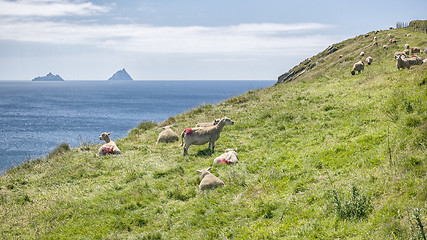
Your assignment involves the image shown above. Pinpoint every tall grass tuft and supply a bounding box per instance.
[332,184,372,220]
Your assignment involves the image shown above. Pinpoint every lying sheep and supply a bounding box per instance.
[181,116,234,156]
[213,148,239,165]
[383,45,389,50]
[366,56,373,65]
[351,61,364,75]
[394,52,407,59]
[411,47,421,54]
[98,132,121,155]
[405,44,410,49]
[157,125,179,143]
[396,55,423,70]
[196,167,225,190]
[195,118,220,127]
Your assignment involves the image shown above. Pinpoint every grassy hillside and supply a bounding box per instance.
[1,27,426,239]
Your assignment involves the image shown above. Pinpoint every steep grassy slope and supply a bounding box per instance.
[1,28,426,239]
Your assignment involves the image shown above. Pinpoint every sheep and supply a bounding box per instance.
[389,27,394,30]
[411,47,421,54]
[213,148,239,165]
[404,49,410,56]
[181,116,234,156]
[157,125,179,143]
[350,61,364,75]
[360,51,365,57]
[196,167,225,190]
[389,39,397,44]
[405,34,411,37]
[98,132,121,155]
[373,36,377,41]
[394,52,407,59]
[383,45,389,50]
[373,41,379,46]
[366,56,373,65]
[396,55,423,70]
[405,44,410,49]
[195,118,220,127]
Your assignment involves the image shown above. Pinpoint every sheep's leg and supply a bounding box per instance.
[183,144,189,156]
[211,141,215,153]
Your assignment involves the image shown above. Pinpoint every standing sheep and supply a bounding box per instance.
[411,47,421,54]
[157,125,179,143]
[213,148,239,165]
[383,45,389,50]
[405,44,410,49]
[181,116,234,156]
[196,167,225,190]
[360,51,365,57]
[396,55,423,70]
[195,118,220,127]
[98,132,121,155]
[394,52,407,59]
[350,61,365,75]
[366,56,373,65]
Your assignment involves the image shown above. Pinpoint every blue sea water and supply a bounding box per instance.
[0,80,274,174]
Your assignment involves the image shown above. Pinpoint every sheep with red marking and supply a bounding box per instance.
[196,167,225,190]
[181,116,234,156]
[98,132,121,155]
[195,118,220,127]
[389,39,397,44]
[411,47,421,55]
[350,61,364,75]
[396,55,423,70]
[157,125,179,143]
[213,148,239,165]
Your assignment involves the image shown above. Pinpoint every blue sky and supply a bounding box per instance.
[0,0,425,80]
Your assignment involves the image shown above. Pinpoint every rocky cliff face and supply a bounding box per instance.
[108,68,134,81]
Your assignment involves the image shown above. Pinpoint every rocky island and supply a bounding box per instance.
[108,68,134,81]
[32,72,64,81]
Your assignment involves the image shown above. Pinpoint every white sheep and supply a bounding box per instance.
[195,118,220,127]
[213,148,239,165]
[411,47,421,55]
[98,132,121,155]
[196,167,225,190]
[405,44,410,49]
[360,51,365,57]
[396,55,423,70]
[383,45,389,50]
[157,125,179,143]
[389,39,397,44]
[181,116,234,156]
[366,56,373,65]
[350,61,364,75]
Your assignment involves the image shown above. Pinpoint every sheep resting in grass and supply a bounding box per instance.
[411,47,421,54]
[98,132,121,155]
[195,118,220,127]
[157,125,179,143]
[351,61,364,75]
[366,56,373,65]
[181,116,234,156]
[196,167,225,190]
[396,55,423,70]
[213,148,239,165]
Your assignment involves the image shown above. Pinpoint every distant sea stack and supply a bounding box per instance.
[32,72,64,81]
[108,68,134,81]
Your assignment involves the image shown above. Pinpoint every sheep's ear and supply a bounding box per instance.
[196,170,202,174]
[207,166,212,171]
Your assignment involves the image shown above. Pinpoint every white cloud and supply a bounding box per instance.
[0,19,337,55]
[0,0,110,17]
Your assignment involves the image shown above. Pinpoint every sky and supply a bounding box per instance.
[0,0,426,80]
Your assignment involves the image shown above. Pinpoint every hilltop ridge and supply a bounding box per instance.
[1,26,426,239]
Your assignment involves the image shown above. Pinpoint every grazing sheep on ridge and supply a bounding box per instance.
[196,167,225,190]
[181,116,234,156]
[213,148,239,165]
[195,118,220,127]
[351,61,365,75]
[360,51,365,57]
[98,132,121,155]
[383,45,389,50]
[389,39,397,44]
[157,125,179,143]
[411,47,421,54]
[366,56,373,65]
[396,55,423,70]
[373,41,379,46]
[405,44,410,49]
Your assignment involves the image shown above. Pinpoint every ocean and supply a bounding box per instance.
[0,80,274,174]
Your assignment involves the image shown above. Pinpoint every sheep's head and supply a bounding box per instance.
[350,70,355,75]
[99,132,112,142]
[220,116,234,126]
[196,167,212,179]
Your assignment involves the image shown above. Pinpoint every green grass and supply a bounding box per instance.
[1,27,426,239]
